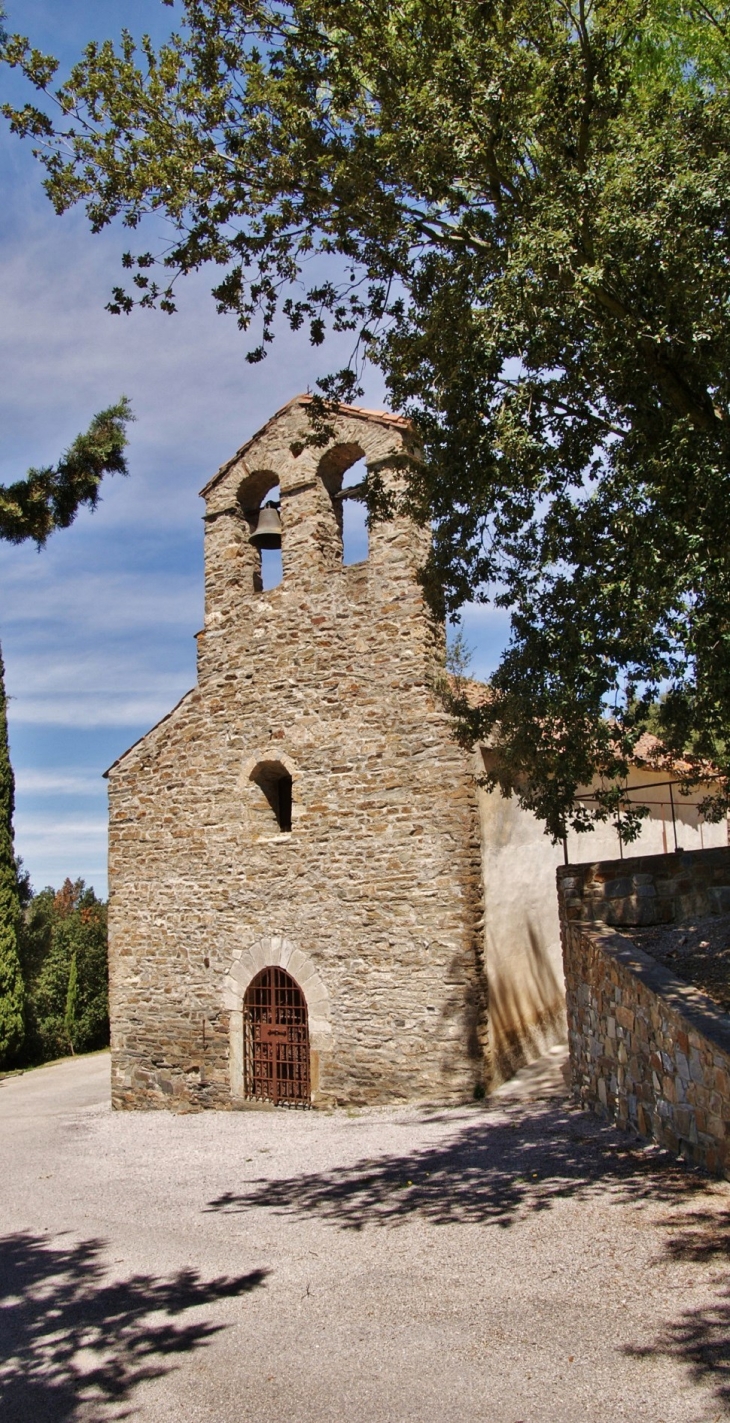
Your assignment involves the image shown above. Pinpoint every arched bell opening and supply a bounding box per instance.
[237,469,282,591]
[317,443,369,566]
[243,966,311,1107]
[340,458,369,564]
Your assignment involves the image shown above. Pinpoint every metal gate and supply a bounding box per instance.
[243,966,311,1107]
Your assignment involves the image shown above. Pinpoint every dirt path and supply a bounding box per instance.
[2,1047,730,1422]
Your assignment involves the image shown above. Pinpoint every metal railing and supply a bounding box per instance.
[565,773,727,863]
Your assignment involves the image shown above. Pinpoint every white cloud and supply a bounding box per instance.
[14,770,104,794]
[14,814,110,894]
[10,693,186,728]
[15,815,108,840]
[2,560,202,634]
[4,640,195,697]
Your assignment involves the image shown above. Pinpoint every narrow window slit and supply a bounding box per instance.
[250,760,293,834]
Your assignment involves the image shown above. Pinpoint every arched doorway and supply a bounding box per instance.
[243,967,311,1106]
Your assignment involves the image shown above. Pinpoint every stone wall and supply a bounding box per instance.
[107,397,487,1110]
[558,847,730,1175]
[559,847,730,930]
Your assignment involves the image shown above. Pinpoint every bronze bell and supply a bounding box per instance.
[249,501,282,550]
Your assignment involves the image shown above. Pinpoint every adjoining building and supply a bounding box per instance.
[106,397,727,1109]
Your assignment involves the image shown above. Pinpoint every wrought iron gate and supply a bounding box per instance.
[243,966,311,1107]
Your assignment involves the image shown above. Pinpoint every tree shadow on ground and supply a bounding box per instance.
[207,1095,730,1413]
[0,1231,268,1422]
[626,1204,730,1412]
[207,1096,711,1232]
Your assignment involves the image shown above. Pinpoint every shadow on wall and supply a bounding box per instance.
[488,920,566,1085]
[436,949,488,1095]
[0,1232,268,1422]
[206,1095,730,1413]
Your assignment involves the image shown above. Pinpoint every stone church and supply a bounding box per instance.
[107,395,725,1110]
[106,396,498,1109]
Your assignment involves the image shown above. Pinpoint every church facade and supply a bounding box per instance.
[106,397,490,1109]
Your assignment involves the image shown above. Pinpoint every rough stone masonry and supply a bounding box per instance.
[558,849,730,1175]
[106,397,488,1109]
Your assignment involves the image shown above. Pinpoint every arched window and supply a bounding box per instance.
[249,760,292,834]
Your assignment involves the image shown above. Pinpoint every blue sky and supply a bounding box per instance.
[0,0,510,897]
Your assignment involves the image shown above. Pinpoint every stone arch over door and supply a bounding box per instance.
[224,936,332,1101]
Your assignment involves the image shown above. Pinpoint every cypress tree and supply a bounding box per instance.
[0,643,24,1063]
[64,951,78,1053]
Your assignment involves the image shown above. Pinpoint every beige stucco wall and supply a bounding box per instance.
[479,756,728,1084]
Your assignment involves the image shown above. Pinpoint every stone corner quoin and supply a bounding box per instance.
[106,396,489,1111]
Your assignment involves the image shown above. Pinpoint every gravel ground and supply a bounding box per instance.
[629,915,730,1013]
[3,1048,730,1423]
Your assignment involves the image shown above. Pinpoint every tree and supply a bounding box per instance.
[19,880,109,1063]
[4,2,730,838]
[64,952,78,1052]
[0,401,132,1064]
[0,400,133,546]
[0,643,24,1061]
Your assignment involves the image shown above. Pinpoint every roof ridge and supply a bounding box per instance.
[199,395,413,498]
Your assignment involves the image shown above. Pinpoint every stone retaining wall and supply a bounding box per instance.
[558,847,730,1176]
[559,846,730,929]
